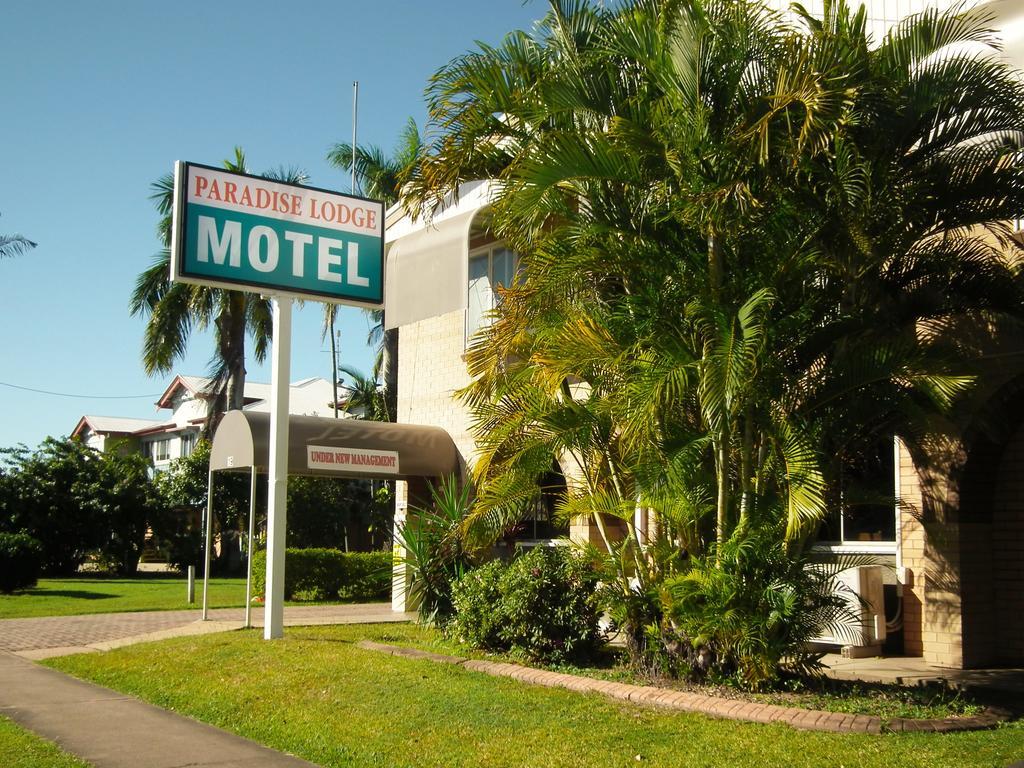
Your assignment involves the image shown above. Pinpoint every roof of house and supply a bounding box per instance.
[156,375,230,409]
[71,415,164,439]
[155,375,329,410]
[76,375,338,440]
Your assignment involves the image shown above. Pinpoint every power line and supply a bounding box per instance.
[0,381,162,399]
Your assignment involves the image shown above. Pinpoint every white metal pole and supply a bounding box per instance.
[202,468,214,620]
[245,466,257,629]
[264,295,292,639]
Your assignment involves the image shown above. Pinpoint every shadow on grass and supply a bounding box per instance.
[19,589,115,601]
[282,630,358,645]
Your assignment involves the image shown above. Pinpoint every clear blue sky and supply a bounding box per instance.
[0,0,543,448]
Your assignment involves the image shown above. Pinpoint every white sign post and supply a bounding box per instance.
[168,160,384,641]
[264,295,292,639]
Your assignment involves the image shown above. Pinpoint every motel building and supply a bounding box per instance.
[381,0,1024,671]
[384,189,1024,672]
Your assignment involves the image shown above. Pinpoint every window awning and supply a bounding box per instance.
[384,210,477,329]
[209,410,459,479]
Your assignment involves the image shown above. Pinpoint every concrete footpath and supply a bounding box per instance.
[0,604,415,767]
[0,651,315,767]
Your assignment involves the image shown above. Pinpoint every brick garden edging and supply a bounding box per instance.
[356,640,1009,734]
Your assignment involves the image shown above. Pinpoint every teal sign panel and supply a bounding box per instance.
[170,162,384,306]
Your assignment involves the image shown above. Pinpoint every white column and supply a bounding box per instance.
[264,295,292,639]
[391,489,412,612]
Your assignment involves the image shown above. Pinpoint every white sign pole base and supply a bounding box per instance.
[264,295,292,639]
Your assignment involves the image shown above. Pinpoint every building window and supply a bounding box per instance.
[146,438,171,463]
[180,432,197,458]
[817,437,896,548]
[467,245,518,341]
[508,464,568,543]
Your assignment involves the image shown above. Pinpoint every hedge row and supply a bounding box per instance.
[0,532,43,593]
[251,548,391,602]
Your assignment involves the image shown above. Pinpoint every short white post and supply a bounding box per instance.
[245,466,257,629]
[202,468,215,620]
[186,565,195,604]
[264,295,292,639]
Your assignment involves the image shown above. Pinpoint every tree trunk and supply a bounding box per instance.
[715,431,730,549]
[708,233,723,298]
[382,327,398,422]
[737,407,754,536]
[329,308,340,418]
[224,295,248,412]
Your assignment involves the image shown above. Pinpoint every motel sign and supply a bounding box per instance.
[170,162,384,306]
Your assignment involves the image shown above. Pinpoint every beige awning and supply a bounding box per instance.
[209,410,459,479]
[384,210,477,330]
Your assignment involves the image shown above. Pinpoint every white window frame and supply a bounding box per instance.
[466,244,519,345]
[180,432,197,458]
[813,435,899,555]
[148,437,171,463]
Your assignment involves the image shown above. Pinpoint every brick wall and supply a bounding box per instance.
[898,440,926,657]
[389,307,606,609]
[396,309,477,464]
[392,310,475,611]
[899,429,1024,668]
[992,423,1024,663]
[899,440,969,668]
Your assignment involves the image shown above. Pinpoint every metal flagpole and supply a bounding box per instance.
[352,81,359,195]
[245,466,257,629]
[264,295,292,639]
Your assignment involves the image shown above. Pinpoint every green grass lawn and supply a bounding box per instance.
[0,717,90,768]
[0,575,248,619]
[48,624,1024,768]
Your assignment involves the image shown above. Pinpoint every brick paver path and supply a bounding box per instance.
[0,603,408,656]
[357,640,1011,734]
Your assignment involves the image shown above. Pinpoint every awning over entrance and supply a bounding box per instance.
[209,410,459,479]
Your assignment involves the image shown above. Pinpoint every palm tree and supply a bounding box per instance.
[416,0,1024,593]
[129,148,308,417]
[0,214,35,259]
[337,363,388,421]
[324,119,421,423]
[327,117,421,204]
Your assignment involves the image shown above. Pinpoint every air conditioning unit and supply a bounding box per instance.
[812,565,886,658]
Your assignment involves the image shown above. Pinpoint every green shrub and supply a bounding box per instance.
[251,548,391,602]
[449,545,603,663]
[342,551,393,601]
[0,532,43,593]
[659,532,861,690]
[446,559,506,648]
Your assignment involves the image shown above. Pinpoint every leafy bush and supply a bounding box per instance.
[0,532,43,593]
[1,439,164,575]
[658,532,861,690]
[449,545,603,663]
[251,548,390,602]
[152,441,251,575]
